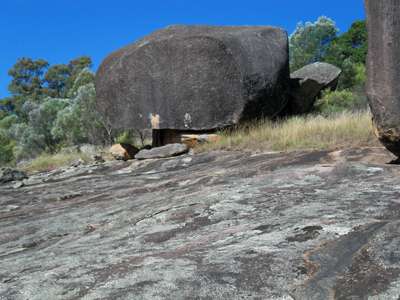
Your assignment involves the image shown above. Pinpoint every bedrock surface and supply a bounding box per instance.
[1,147,400,299]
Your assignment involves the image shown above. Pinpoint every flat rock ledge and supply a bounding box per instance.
[1,147,400,299]
[135,143,189,160]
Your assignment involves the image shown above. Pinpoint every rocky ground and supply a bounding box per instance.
[1,147,400,299]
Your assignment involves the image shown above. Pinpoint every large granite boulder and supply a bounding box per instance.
[95,25,290,132]
[289,62,342,114]
[365,0,400,157]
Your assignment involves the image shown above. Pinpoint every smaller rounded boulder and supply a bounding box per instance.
[109,144,139,161]
[289,62,342,114]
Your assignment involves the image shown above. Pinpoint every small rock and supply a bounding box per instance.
[109,143,139,161]
[70,159,85,167]
[1,205,19,212]
[286,225,323,243]
[22,240,40,249]
[84,224,99,234]
[135,143,189,160]
[13,181,24,189]
[0,168,28,184]
[56,192,82,201]
[92,155,105,164]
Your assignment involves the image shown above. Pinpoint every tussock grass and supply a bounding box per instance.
[18,112,380,172]
[197,111,380,152]
[21,152,91,174]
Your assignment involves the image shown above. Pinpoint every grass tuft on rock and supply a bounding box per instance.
[21,152,91,174]
[197,111,379,152]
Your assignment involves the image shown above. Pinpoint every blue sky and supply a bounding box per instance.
[0,0,365,98]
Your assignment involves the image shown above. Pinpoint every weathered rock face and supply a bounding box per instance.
[365,0,400,157]
[2,147,400,299]
[289,62,342,114]
[96,25,290,131]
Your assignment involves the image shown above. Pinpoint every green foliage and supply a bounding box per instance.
[0,97,13,118]
[45,57,92,98]
[10,98,69,159]
[289,16,338,71]
[7,56,92,113]
[67,68,95,97]
[52,82,106,146]
[336,60,366,90]
[0,55,109,162]
[0,111,6,120]
[354,63,366,85]
[315,89,368,115]
[325,21,367,66]
[30,98,69,148]
[115,131,136,145]
[0,114,18,130]
[324,20,367,90]
[68,56,92,76]
[9,123,41,159]
[0,130,15,165]
[0,114,18,165]
[45,64,71,98]
[8,58,49,101]
[51,104,83,145]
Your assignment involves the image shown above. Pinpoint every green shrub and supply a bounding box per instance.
[0,130,15,165]
[115,131,136,145]
[315,89,368,115]
[354,63,367,86]
[52,83,109,146]
[336,60,367,90]
[0,114,18,130]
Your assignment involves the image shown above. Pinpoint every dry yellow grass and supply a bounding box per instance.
[21,152,91,174]
[197,111,380,152]
[20,112,380,173]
